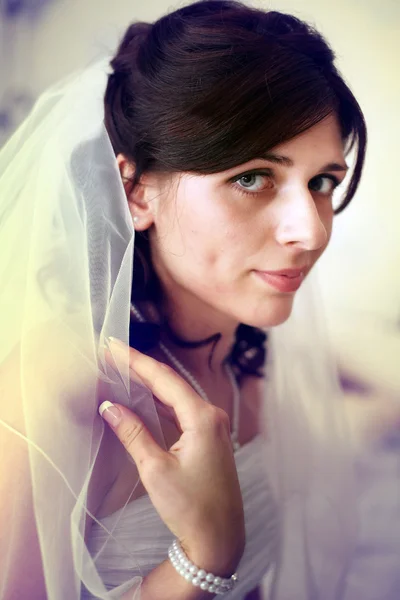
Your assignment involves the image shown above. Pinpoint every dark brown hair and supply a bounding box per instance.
[104,0,367,382]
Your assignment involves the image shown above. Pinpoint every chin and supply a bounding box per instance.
[239,295,295,329]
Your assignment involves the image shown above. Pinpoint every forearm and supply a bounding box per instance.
[120,559,217,600]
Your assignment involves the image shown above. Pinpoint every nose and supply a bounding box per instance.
[274,186,330,251]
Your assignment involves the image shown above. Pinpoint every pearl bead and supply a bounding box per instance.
[167,538,239,596]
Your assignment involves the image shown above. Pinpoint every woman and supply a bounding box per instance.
[2,1,390,599]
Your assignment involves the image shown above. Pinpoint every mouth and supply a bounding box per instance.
[253,267,307,293]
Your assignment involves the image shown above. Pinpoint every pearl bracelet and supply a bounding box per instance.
[168,539,238,595]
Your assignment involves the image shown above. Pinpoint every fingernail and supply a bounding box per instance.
[99,401,122,427]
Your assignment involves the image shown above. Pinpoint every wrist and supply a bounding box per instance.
[180,538,244,578]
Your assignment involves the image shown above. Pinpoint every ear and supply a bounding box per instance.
[116,154,156,231]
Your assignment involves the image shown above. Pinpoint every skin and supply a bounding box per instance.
[117,113,348,386]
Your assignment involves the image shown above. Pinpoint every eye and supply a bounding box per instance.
[230,170,274,197]
[309,174,341,195]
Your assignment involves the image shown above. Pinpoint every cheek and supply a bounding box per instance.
[168,219,251,297]
[187,226,241,274]
[166,195,237,266]
[155,200,228,278]
[156,181,264,289]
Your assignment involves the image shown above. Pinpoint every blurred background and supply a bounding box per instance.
[1,0,399,394]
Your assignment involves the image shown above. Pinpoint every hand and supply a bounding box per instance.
[100,338,245,576]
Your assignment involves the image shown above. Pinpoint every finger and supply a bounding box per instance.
[99,400,166,467]
[103,344,179,429]
[106,337,207,431]
[103,346,144,386]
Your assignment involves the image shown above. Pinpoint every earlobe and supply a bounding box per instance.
[127,190,155,231]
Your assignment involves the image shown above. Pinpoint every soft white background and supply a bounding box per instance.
[4,0,400,387]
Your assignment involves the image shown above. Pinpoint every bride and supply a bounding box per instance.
[1,1,397,599]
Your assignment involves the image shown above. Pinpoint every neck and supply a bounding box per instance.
[161,303,237,380]
[135,296,238,381]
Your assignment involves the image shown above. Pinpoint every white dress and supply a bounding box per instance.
[83,434,279,599]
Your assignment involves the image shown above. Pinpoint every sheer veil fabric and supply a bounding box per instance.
[0,57,358,600]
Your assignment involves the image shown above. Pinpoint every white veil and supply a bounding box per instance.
[0,57,358,600]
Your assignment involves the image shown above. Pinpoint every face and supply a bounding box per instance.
[125,114,348,329]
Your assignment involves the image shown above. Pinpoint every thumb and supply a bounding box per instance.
[99,400,166,466]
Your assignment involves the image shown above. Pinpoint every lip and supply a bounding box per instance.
[254,267,307,293]
[262,268,306,278]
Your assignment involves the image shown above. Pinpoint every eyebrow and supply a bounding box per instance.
[259,152,349,173]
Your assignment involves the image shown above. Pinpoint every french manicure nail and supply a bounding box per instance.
[99,401,122,427]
